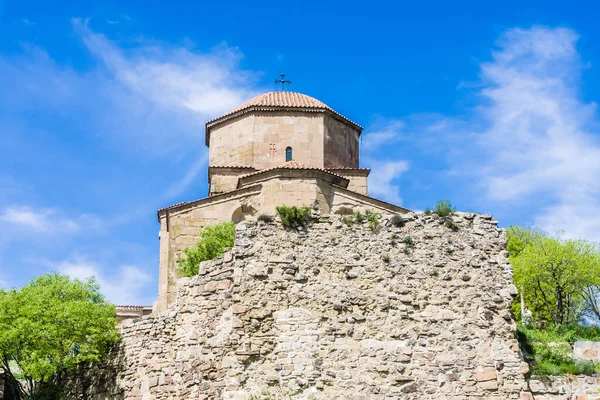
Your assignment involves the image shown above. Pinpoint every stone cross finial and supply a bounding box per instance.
[274,73,292,91]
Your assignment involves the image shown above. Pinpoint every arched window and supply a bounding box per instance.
[285,146,293,162]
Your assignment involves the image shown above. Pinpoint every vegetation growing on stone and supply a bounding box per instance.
[365,210,380,231]
[0,273,120,399]
[445,219,459,231]
[178,222,236,277]
[257,214,274,223]
[342,215,355,226]
[353,210,365,223]
[390,232,398,247]
[423,200,459,231]
[402,235,415,254]
[390,214,405,228]
[434,200,455,217]
[341,209,380,231]
[275,205,312,229]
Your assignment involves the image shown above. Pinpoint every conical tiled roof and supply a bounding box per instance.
[230,92,332,112]
[205,92,362,130]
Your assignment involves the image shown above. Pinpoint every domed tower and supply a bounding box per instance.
[205,92,363,196]
[155,91,408,310]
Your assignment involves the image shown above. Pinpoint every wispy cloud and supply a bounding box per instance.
[459,27,600,240]
[0,206,101,234]
[55,258,153,305]
[361,119,411,204]
[365,160,409,205]
[362,119,406,152]
[377,26,600,241]
[73,18,260,121]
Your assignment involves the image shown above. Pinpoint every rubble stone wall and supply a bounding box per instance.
[525,375,600,399]
[112,211,532,399]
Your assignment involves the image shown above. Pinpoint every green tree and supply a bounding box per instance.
[508,227,600,325]
[0,273,120,400]
[178,221,236,277]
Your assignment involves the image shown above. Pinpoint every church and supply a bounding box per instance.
[155,89,408,311]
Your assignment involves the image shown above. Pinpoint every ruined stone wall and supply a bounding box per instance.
[525,375,600,399]
[157,186,262,309]
[117,211,531,399]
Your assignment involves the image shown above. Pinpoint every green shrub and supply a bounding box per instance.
[390,214,405,228]
[434,200,455,217]
[402,235,415,254]
[342,215,355,226]
[276,205,312,229]
[518,324,600,376]
[178,222,236,277]
[382,254,390,263]
[445,219,459,231]
[390,233,398,247]
[365,210,380,231]
[354,210,365,223]
[424,208,433,215]
[257,214,274,223]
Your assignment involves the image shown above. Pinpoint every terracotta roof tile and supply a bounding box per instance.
[206,91,362,130]
[326,167,371,171]
[116,305,152,310]
[209,165,255,169]
[157,201,189,212]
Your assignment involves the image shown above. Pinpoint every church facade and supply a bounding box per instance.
[155,91,408,311]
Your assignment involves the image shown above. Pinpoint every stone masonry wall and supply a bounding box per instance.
[112,211,531,399]
[525,375,600,399]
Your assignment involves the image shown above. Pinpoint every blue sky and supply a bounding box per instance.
[2,0,600,305]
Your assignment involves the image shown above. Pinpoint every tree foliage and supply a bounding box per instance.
[0,273,120,399]
[508,226,600,325]
[178,221,236,277]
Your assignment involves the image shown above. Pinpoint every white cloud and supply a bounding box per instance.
[73,18,260,121]
[57,258,153,305]
[0,206,101,234]
[467,27,600,239]
[0,21,263,205]
[366,160,409,205]
[362,119,406,152]
[375,26,600,241]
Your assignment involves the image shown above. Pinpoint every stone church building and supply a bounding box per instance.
[155,91,408,311]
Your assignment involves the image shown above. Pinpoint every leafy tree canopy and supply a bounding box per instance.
[0,273,119,399]
[508,226,600,325]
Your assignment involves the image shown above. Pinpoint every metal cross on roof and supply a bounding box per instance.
[274,73,292,91]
